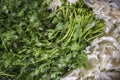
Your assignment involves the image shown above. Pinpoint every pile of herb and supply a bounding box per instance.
[0,0,104,79]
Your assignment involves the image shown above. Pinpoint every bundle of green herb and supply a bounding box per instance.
[61,0,120,80]
[0,0,104,80]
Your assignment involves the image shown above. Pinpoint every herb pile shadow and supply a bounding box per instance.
[0,0,104,80]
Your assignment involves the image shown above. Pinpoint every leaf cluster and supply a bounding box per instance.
[0,0,105,80]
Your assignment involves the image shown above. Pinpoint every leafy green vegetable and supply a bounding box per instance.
[0,0,105,80]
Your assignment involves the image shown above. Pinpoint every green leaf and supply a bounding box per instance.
[56,22,64,30]
[70,42,80,51]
